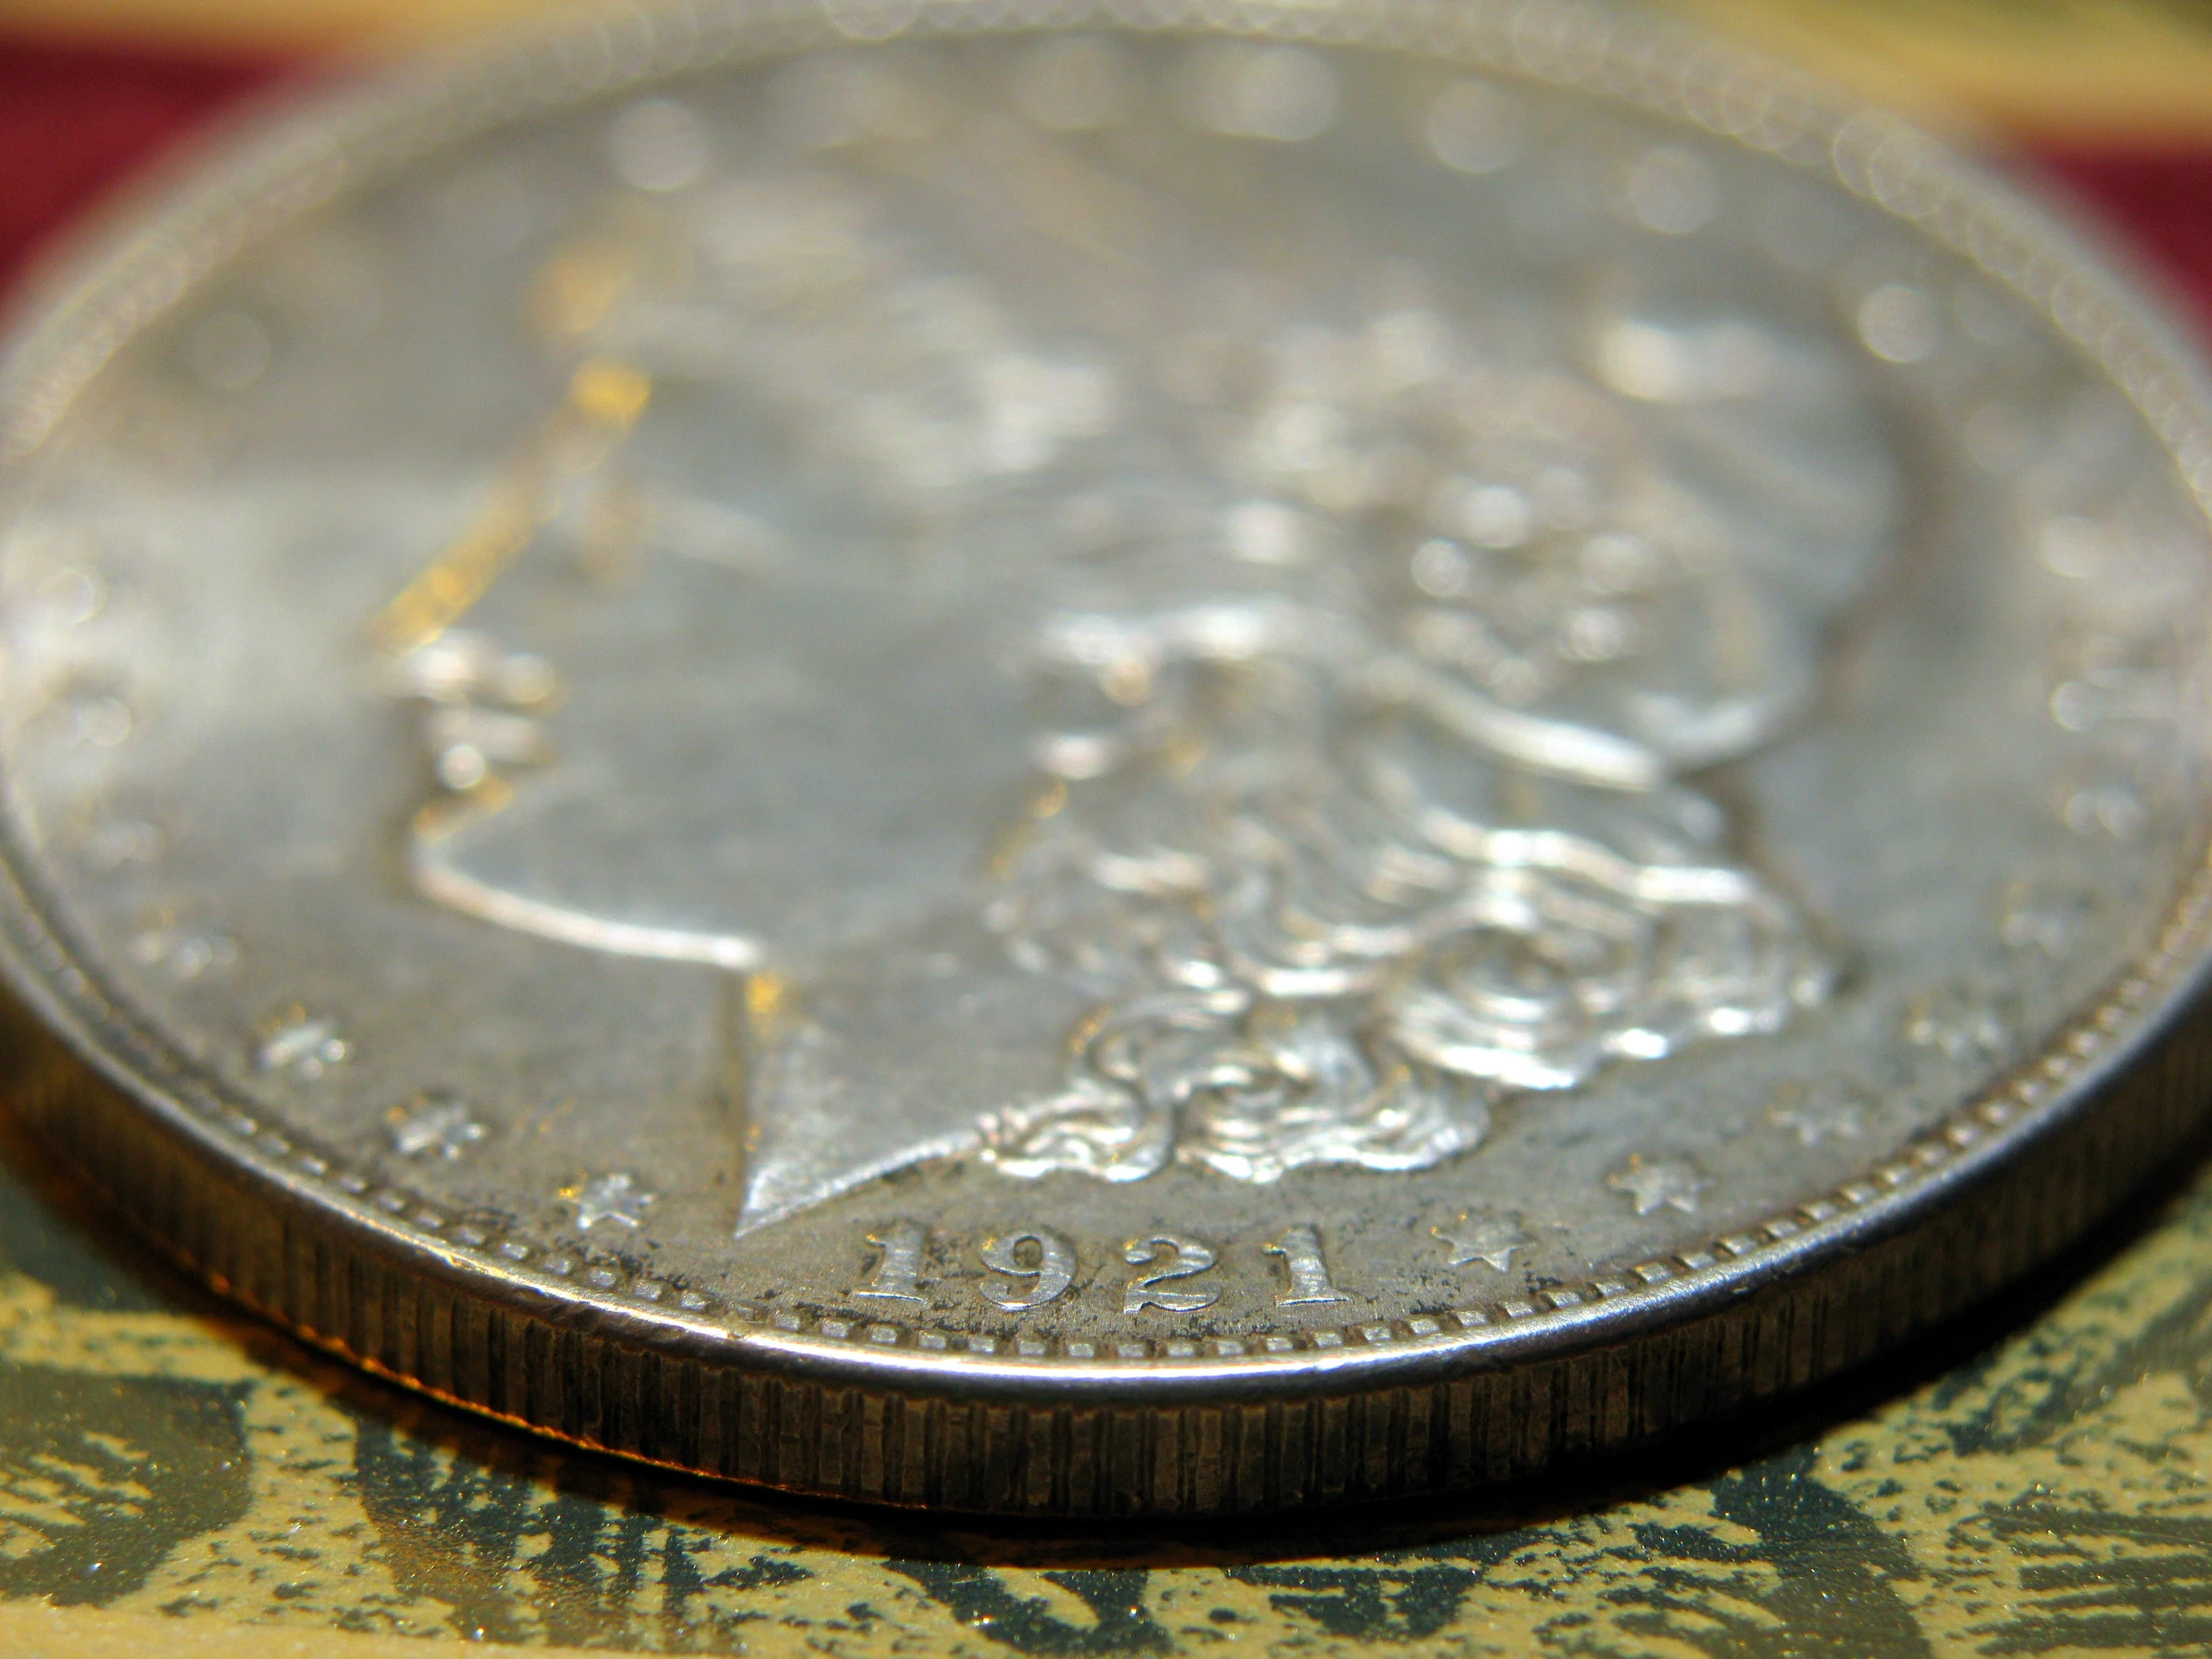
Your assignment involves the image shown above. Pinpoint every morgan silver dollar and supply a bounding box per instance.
[2,0,2211,1514]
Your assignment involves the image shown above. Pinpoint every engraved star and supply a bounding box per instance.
[1767,1085,1866,1148]
[1607,1156,1707,1216]
[255,1012,349,1081]
[1999,883,2086,957]
[389,1093,487,1160]
[564,1172,653,1231]
[1433,1214,1526,1271]
[1902,987,2007,1063]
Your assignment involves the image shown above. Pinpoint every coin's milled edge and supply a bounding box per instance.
[0,0,2207,1511]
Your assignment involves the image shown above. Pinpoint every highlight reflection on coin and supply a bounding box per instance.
[2,0,2210,1514]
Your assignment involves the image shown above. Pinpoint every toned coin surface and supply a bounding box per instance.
[1,0,2210,1517]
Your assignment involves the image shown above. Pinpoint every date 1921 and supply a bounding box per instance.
[852,1221,1349,1314]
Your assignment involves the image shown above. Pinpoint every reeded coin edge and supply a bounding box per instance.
[0,0,2210,1398]
[18,982,2212,1513]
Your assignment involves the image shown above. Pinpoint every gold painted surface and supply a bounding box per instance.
[0,0,573,55]
[1668,0,2212,140]
[2,1054,2210,1655]
[2,0,2212,138]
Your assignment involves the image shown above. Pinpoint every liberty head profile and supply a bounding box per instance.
[381,151,1896,1228]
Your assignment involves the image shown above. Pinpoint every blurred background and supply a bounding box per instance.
[0,0,2206,324]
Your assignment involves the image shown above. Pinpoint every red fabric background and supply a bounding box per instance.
[0,35,2204,327]
[0,40,281,299]
[2037,152,2212,327]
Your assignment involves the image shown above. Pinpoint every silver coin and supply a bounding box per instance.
[3,0,2210,1516]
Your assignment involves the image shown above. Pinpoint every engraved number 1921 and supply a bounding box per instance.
[855,1219,927,1302]
[1264,1223,1347,1305]
[1122,1234,1220,1314]
[979,1229,1075,1311]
